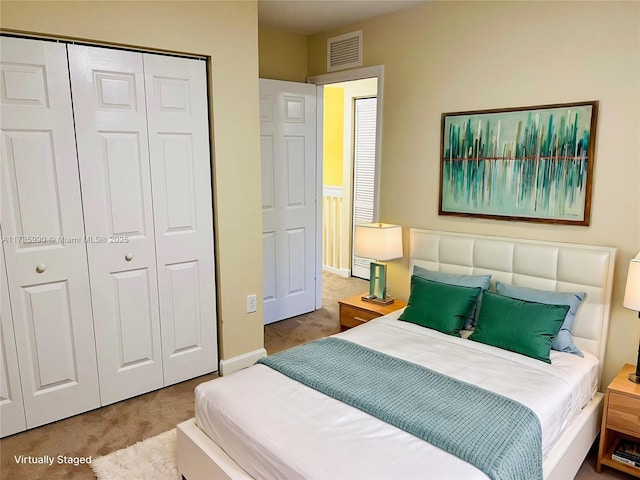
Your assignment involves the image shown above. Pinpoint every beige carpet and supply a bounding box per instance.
[0,372,215,480]
[263,271,368,354]
[0,272,626,480]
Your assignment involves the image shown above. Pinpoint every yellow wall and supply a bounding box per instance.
[308,1,640,387]
[258,28,307,82]
[323,87,344,186]
[0,0,265,361]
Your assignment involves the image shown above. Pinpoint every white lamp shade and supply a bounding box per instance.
[624,255,640,312]
[354,223,403,261]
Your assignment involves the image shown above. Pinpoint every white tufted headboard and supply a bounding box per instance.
[409,229,616,380]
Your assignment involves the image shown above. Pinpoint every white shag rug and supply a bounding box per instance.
[91,429,178,480]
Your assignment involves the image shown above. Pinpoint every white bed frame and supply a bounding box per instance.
[177,229,616,480]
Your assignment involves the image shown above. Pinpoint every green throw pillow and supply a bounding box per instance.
[413,266,491,330]
[399,275,482,336]
[469,291,569,363]
[495,282,585,357]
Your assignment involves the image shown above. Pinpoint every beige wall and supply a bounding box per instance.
[308,1,640,386]
[0,1,265,361]
[258,27,307,82]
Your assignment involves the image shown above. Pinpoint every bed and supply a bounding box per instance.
[177,229,616,480]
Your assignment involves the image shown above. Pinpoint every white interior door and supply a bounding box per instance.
[260,79,317,324]
[0,37,100,426]
[69,44,164,405]
[143,53,218,385]
[0,228,26,437]
[351,97,377,279]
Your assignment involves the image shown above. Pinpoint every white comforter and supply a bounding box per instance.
[196,312,599,480]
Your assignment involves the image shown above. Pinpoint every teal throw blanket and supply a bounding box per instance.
[258,337,542,480]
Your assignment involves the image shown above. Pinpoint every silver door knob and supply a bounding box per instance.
[124,253,134,262]
[36,264,47,273]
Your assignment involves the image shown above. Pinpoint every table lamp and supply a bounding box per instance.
[623,252,640,383]
[354,223,403,305]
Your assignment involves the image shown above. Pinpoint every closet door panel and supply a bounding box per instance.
[0,37,100,427]
[68,45,163,405]
[144,54,217,385]
[0,234,26,437]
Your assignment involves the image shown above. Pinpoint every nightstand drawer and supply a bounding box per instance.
[340,305,380,328]
[608,392,640,435]
[338,294,407,331]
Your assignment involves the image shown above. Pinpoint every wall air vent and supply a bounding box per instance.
[327,30,363,72]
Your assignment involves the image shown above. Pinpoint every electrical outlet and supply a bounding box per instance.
[246,294,257,313]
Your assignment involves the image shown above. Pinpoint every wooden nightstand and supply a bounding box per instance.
[338,293,407,331]
[597,363,640,477]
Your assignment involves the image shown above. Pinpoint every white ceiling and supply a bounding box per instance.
[258,0,427,35]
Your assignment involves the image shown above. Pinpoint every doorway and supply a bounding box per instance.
[320,79,378,280]
[309,66,383,284]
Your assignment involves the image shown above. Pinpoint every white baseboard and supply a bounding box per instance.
[219,348,267,376]
[322,265,351,278]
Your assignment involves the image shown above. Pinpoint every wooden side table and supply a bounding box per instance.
[338,293,407,331]
[596,363,640,477]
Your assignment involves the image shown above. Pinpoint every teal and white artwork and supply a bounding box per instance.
[439,102,597,225]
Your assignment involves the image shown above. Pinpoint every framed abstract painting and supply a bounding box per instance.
[439,101,598,225]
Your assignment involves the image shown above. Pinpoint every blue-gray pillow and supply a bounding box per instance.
[495,282,586,357]
[413,265,491,330]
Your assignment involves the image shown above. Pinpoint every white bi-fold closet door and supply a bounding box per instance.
[0,38,102,433]
[0,36,217,435]
[68,44,217,405]
[69,45,164,405]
